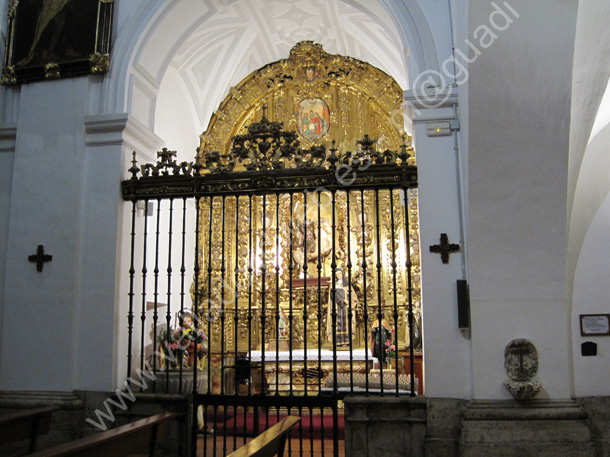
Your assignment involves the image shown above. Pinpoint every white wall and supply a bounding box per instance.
[571,123,610,396]
[468,0,577,399]
[567,5,610,384]
[572,189,610,396]
[567,1,610,397]
[0,78,119,391]
[0,126,16,364]
[412,100,472,398]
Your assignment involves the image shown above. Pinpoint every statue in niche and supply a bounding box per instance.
[278,307,288,339]
[293,216,333,277]
[401,301,423,351]
[370,314,394,367]
[326,268,358,348]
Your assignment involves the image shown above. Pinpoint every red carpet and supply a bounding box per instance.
[208,411,344,440]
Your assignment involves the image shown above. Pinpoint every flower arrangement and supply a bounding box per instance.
[385,339,397,369]
[384,325,397,369]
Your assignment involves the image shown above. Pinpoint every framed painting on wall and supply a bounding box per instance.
[1,0,113,85]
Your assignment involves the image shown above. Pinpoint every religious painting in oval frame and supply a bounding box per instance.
[297,98,330,140]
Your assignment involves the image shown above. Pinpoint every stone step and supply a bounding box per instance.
[459,400,596,457]
[461,399,589,421]
[461,419,592,443]
[460,442,596,457]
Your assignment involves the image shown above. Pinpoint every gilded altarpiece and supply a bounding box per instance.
[199,41,406,158]
[196,42,421,361]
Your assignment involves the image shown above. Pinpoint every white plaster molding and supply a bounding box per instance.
[84,113,130,147]
[102,0,168,113]
[123,116,165,160]
[379,0,443,82]
[404,88,458,114]
[410,107,458,125]
[84,113,164,161]
[129,74,159,129]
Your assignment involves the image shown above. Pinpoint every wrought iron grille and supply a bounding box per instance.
[121,116,419,456]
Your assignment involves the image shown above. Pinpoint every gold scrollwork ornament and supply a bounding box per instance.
[89,52,110,74]
[8,0,18,18]
[44,62,60,80]
[1,66,17,85]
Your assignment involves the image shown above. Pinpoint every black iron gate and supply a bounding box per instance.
[121,115,419,456]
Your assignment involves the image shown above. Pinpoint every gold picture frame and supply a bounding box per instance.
[2,0,113,85]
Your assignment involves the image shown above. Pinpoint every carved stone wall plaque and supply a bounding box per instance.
[504,338,538,381]
[503,338,541,400]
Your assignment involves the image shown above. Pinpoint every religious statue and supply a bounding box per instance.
[278,307,288,338]
[158,311,208,369]
[176,312,209,367]
[326,268,358,347]
[293,216,333,276]
[402,301,422,350]
[370,315,393,367]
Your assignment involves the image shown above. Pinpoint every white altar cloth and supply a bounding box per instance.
[248,348,369,362]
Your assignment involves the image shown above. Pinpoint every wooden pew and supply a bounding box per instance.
[227,416,300,457]
[28,411,179,457]
[0,405,60,453]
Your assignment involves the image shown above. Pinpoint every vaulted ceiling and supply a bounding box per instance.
[144,0,408,144]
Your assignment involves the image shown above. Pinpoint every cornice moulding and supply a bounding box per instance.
[84,113,164,160]
[404,88,458,111]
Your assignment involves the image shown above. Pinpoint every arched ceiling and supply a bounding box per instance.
[137,0,408,139]
[566,0,610,303]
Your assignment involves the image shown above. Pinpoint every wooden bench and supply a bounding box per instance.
[28,411,179,457]
[227,416,300,457]
[0,405,60,453]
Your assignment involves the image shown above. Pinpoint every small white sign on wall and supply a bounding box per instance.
[580,314,610,336]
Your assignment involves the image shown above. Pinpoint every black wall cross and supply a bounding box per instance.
[429,233,460,264]
[28,245,53,272]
